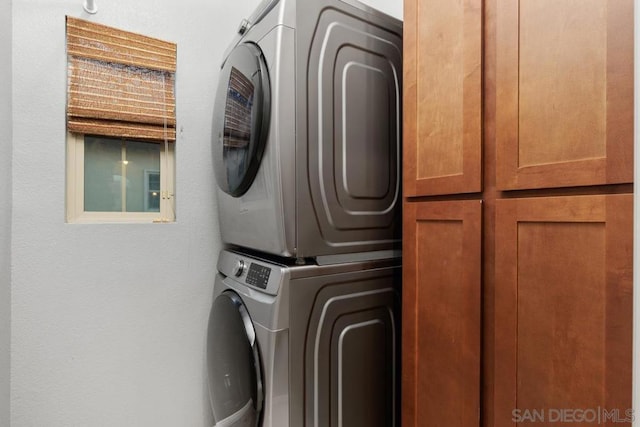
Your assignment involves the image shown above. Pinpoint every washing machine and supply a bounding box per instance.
[206,249,400,427]
[212,0,403,259]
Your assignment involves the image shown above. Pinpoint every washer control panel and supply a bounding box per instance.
[245,263,271,289]
[217,250,284,295]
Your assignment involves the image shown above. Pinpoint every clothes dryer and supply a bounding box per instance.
[206,249,400,426]
[212,0,402,259]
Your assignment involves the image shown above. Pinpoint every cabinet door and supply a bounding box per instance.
[403,200,482,427]
[494,195,633,427]
[404,0,482,197]
[496,0,634,190]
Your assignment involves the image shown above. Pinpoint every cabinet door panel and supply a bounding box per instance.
[403,200,482,427]
[496,0,633,190]
[494,195,633,427]
[404,0,482,196]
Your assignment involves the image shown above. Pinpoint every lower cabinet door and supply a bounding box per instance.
[403,200,482,427]
[495,194,633,427]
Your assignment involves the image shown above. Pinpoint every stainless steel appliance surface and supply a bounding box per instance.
[212,0,403,259]
[206,249,400,427]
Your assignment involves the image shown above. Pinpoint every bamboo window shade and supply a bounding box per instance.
[66,16,177,142]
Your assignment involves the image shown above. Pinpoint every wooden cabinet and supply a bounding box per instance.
[402,0,484,425]
[403,0,482,196]
[495,0,634,190]
[403,201,482,427]
[494,195,633,426]
[402,1,634,427]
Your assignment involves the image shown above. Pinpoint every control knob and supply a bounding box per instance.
[232,259,246,277]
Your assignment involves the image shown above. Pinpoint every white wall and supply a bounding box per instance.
[358,0,403,20]
[9,0,255,425]
[1,0,12,424]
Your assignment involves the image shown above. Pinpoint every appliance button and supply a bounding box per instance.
[238,19,250,35]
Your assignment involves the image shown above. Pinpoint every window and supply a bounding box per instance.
[66,133,175,222]
[65,17,177,223]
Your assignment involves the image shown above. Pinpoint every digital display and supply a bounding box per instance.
[246,263,271,289]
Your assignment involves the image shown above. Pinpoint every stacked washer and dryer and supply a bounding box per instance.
[206,0,402,426]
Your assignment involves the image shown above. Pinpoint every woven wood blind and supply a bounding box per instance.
[66,16,177,142]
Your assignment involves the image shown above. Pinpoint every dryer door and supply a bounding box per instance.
[213,43,271,197]
[207,290,263,427]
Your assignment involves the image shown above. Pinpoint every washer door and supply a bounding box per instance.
[207,290,263,427]
[213,43,271,197]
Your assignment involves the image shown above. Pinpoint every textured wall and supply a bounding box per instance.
[1,0,12,425]
[9,0,256,424]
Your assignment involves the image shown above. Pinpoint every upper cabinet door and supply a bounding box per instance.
[496,0,634,190]
[404,0,482,197]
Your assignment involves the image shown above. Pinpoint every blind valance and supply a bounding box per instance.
[66,17,177,142]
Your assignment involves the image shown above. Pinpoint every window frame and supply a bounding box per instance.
[66,131,175,223]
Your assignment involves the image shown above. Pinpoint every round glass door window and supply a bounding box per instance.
[207,290,263,426]
[212,43,271,197]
